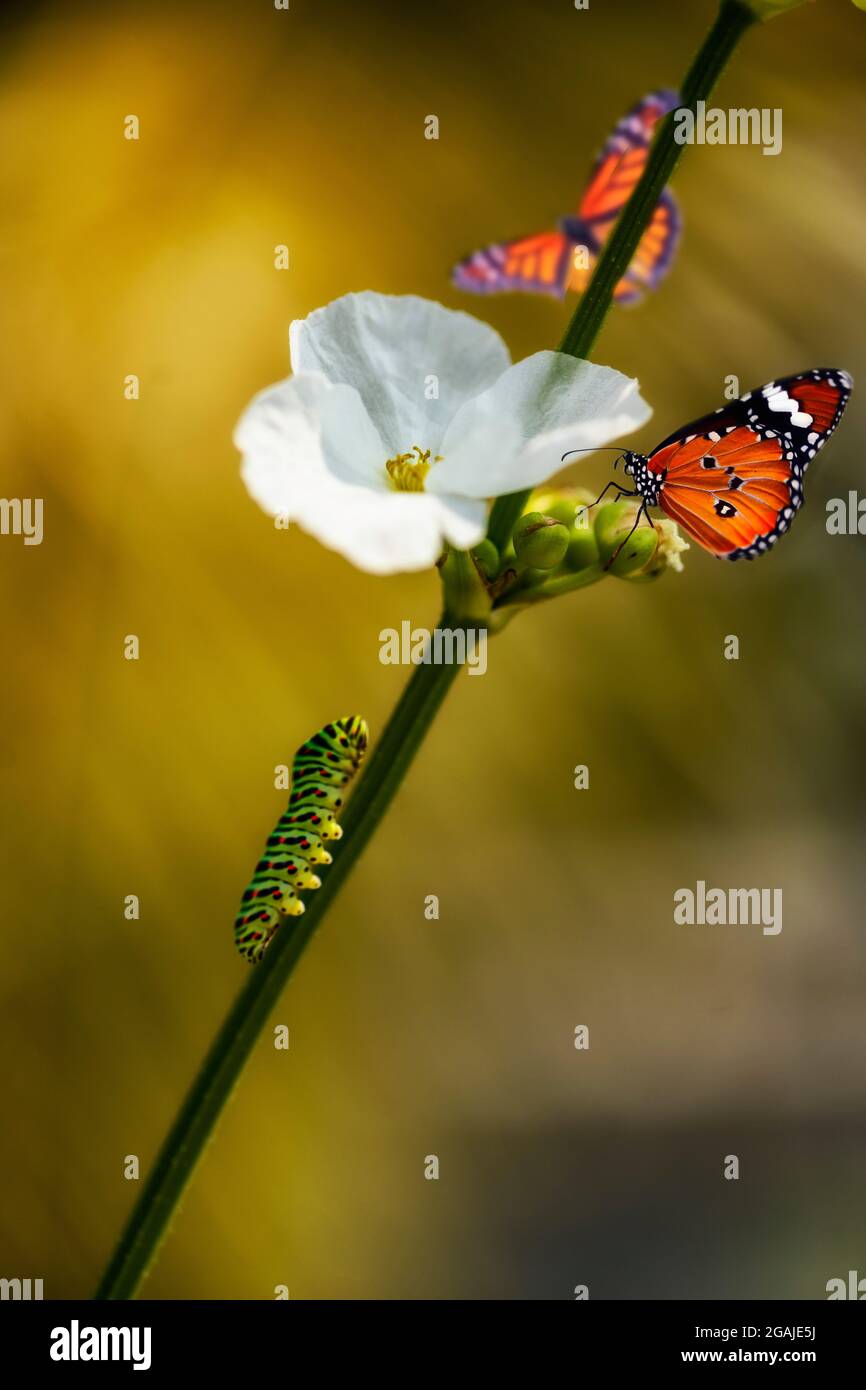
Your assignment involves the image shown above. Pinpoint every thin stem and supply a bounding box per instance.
[486,0,756,553]
[495,562,605,608]
[94,628,463,1299]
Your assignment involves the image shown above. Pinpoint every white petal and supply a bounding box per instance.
[296,486,486,575]
[235,372,486,574]
[431,352,652,499]
[236,373,387,517]
[289,291,511,455]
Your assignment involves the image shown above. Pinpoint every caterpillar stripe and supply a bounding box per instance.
[234,716,368,964]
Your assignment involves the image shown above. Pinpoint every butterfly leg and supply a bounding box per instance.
[574,480,635,528]
[603,497,656,571]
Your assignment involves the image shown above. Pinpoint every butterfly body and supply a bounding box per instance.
[613,370,853,561]
[453,91,681,303]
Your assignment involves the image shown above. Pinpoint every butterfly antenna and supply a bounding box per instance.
[560,446,626,464]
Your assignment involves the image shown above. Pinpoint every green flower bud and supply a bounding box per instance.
[527,488,595,527]
[519,567,551,589]
[593,501,659,578]
[592,503,689,581]
[620,517,689,582]
[472,539,499,580]
[513,512,570,570]
[565,521,599,572]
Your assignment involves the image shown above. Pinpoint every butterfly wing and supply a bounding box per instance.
[575,90,681,303]
[578,89,679,229]
[613,189,681,303]
[737,370,853,465]
[451,230,575,298]
[648,369,853,560]
[452,89,679,300]
[652,424,798,559]
[561,194,680,303]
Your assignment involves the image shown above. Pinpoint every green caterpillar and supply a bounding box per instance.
[234,716,368,964]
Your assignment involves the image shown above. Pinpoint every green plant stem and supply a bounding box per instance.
[486,0,756,554]
[94,628,463,1299]
[496,562,606,607]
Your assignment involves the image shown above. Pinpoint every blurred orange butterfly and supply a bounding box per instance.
[452,90,680,304]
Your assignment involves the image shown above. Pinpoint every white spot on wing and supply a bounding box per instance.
[765,389,813,430]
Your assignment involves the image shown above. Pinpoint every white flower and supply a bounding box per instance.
[235,291,652,574]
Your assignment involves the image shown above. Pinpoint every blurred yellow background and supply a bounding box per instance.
[1,0,865,1298]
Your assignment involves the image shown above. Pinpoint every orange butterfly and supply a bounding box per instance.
[452,91,680,303]
[577,370,853,563]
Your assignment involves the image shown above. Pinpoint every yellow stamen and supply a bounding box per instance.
[385,444,442,493]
